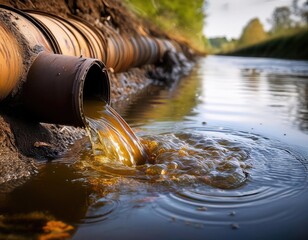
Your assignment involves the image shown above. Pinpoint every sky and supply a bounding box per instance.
[204,0,293,39]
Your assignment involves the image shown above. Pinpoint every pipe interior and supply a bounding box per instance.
[83,63,108,103]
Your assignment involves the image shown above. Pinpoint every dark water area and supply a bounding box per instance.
[1,56,308,239]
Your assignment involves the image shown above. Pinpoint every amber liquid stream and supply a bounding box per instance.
[83,100,148,166]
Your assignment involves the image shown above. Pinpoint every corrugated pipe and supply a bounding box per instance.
[24,8,177,72]
[0,5,178,126]
[0,5,110,127]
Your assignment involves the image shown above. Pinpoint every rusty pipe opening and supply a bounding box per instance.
[23,52,110,127]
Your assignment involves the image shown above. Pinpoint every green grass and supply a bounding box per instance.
[225,29,308,60]
[124,0,206,52]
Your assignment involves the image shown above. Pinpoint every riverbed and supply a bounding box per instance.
[1,56,308,239]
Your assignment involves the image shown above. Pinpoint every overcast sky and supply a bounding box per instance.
[203,0,293,39]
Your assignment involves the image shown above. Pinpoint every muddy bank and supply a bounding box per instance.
[0,0,195,185]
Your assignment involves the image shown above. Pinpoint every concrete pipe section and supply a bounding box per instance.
[0,4,179,126]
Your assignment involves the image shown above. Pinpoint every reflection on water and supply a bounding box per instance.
[1,56,308,240]
[266,74,308,132]
[116,65,202,125]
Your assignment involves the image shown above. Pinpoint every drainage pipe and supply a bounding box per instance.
[0,5,54,101]
[24,9,178,72]
[0,20,23,101]
[0,6,110,127]
[0,5,179,74]
[0,5,181,126]
[23,51,110,127]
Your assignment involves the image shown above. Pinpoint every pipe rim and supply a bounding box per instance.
[74,59,110,127]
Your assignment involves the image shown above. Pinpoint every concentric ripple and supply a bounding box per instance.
[75,127,308,227]
[149,129,308,226]
[81,198,119,224]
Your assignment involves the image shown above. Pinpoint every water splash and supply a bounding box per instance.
[77,125,252,190]
[84,100,148,166]
[151,130,308,227]
[138,130,251,189]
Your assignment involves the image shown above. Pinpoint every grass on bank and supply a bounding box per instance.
[123,0,206,53]
[223,29,308,60]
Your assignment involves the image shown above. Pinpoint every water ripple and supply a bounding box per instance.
[81,198,119,224]
[75,127,308,228]
[149,128,307,226]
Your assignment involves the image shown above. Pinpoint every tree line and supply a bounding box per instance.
[208,0,308,53]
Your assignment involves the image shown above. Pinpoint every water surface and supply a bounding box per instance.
[1,56,308,240]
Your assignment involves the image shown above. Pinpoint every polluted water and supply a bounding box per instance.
[82,99,250,190]
[84,100,149,167]
[1,56,307,240]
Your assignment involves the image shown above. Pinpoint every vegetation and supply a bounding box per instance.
[207,37,237,54]
[208,37,228,49]
[226,29,308,60]
[237,18,267,48]
[124,0,206,52]
[270,6,293,34]
[210,0,308,59]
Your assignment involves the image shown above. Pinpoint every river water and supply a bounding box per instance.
[1,56,308,239]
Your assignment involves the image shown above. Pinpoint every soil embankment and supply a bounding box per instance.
[0,0,195,185]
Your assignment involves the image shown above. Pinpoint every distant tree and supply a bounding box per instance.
[208,37,228,49]
[270,6,293,33]
[202,35,211,50]
[238,18,267,48]
[292,0,308,25]
[302,1,308,23]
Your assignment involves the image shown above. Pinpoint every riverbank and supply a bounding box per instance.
[224,29,308,60]
[0,0,195,185]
